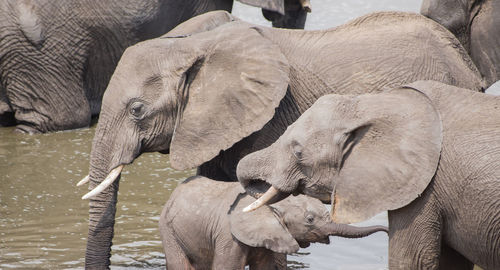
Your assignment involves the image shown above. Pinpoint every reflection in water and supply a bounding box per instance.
[0,0,429,268]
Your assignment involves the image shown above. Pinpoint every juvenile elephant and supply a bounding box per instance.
[159,176,387,269]
[238,80,500,269]
[0,0,310,133]
[421,0,500,87]
[78,10,485,269]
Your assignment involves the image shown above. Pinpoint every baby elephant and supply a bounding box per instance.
[159,176,387,269]
[238,80,500,269]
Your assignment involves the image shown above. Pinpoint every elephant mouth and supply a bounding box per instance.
[297,237,330,248]
[244,179,273,198]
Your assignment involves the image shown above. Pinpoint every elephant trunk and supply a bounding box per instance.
[237,147,296,197]
[85,181,119,268]
[84,124,122,268]
[321,223,388,239]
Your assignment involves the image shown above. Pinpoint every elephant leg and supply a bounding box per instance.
[439,244,473,270]
[388,186,443,269]
[159,218,194,270]
[248,249,285,270]
[212,241,249,270]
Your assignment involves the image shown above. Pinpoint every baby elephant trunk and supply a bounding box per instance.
[322,223,388,238]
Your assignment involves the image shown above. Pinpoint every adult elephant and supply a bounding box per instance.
[421,0,500,87]
[237,81,500,269]
[78,10,483,268]
[0,0,310,133]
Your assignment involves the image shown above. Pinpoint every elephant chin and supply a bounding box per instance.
[298,241,311,248]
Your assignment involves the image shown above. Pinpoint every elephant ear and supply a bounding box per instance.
[169,25,290,170]
[238,0,285,15]
[330,87,442,224]
[229,193,299,253]
[164,10,238,37]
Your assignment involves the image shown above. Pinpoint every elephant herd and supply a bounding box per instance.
[3,0,500,269]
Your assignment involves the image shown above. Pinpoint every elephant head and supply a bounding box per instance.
[237,86,443,224]
[80,11,291,267]
[239,0,312,29]
[229,193,387,252]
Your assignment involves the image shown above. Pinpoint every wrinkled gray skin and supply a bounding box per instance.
[0,0,308,133]
[83,10,485,269]
[159,176,387,270]
[237,81,500,270]
[421,0,500,87]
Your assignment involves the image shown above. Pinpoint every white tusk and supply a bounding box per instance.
[81,165,124,200]
[76,175,89,187]
[242,186,280,213]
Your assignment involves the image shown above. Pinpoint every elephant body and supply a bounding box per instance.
[237,81,500,269]
[0,0,309,133]
[389,81,500,269]
[81,11,485,268]
[159,176,387,269]
[421,0,500,87]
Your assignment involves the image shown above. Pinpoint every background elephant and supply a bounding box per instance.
[238,81,500,269]
[0,0,310,133]
[159,176,387,269]
[421,0,500,87]
[78,10,485,268]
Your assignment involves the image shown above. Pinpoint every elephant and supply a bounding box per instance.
[77,10,485,268]
[159,175,387,269]
[0,0,310,133]
[421,0,500,87]
[237,80,500,269]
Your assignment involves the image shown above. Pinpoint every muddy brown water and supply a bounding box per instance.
[0,1,436,269]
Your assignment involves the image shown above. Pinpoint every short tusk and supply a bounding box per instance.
[76,175,89,187]
[81,165,124,200]
[299,0,312,13]
[242,186,280,213]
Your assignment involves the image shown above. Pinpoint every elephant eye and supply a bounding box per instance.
[305,212,314,224]
[129,101,145,119]
[291,140,303,160]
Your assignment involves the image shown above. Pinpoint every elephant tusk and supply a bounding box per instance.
[299,0,312,13]
[81,165,124,200]
[76,175,89,187]
[242,186,280,213]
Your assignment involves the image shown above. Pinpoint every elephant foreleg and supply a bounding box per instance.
[159,217,194,269]
[212,241,248,270]
[248,249,286,270]
[388,185,443,270]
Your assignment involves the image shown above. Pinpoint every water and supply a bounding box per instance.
[0,1,424,269]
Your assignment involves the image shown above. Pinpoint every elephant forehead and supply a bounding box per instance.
[301,94,362,125]
[119,38,189,74]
